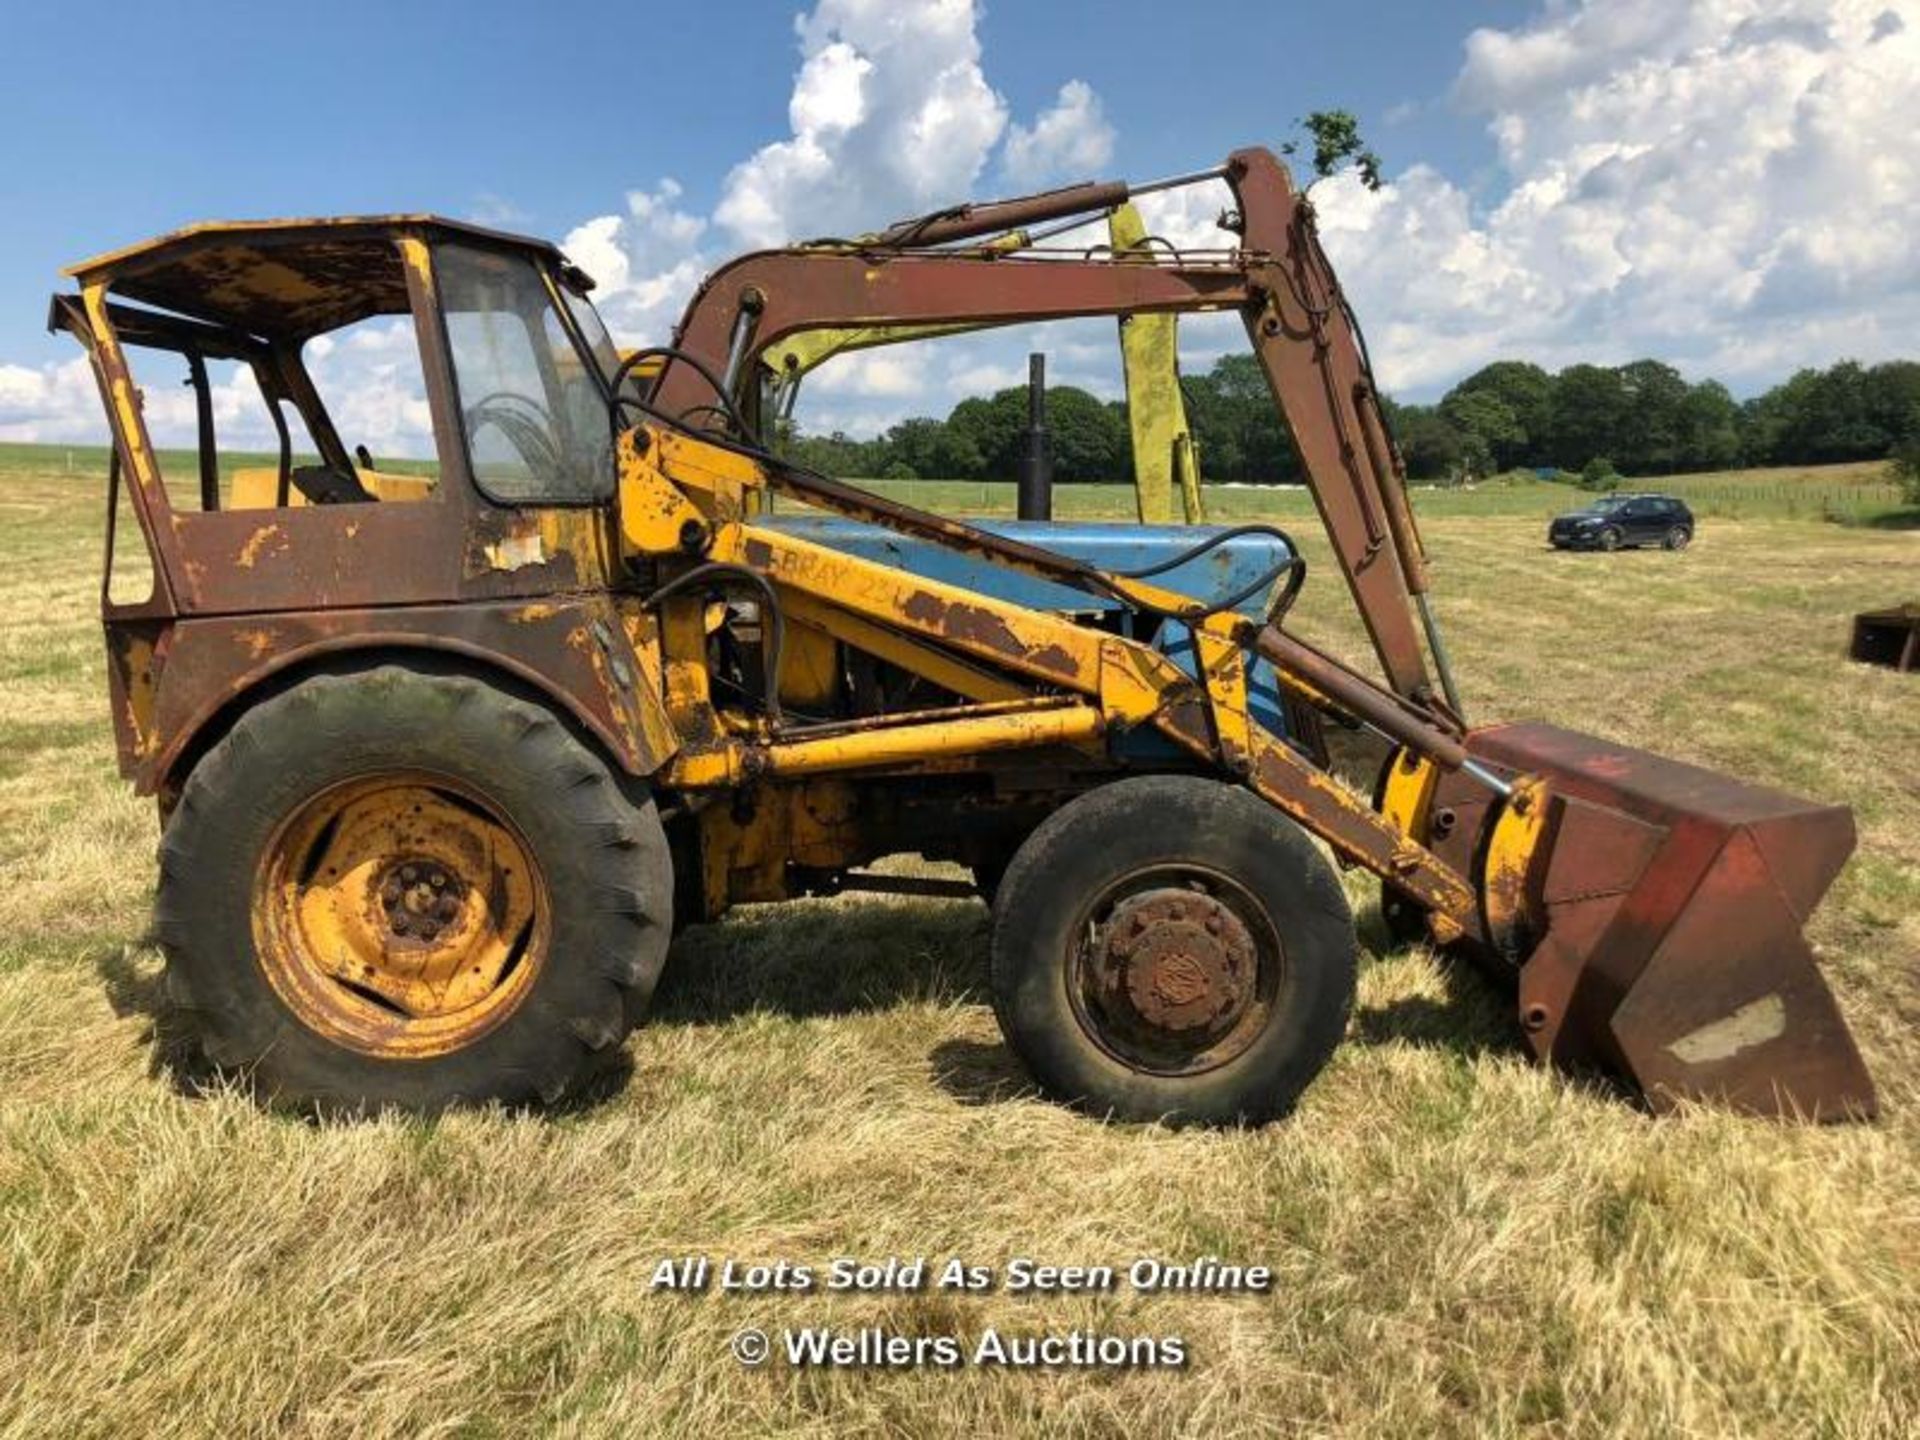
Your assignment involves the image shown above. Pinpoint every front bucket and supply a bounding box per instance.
[1462,723,1875,1119]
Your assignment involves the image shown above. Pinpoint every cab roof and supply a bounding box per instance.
[63,215,567,341]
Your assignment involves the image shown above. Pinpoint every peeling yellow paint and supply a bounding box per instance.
[236,525,284,568]
[483,532,545,571]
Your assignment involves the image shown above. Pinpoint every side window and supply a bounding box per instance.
[114,340,314,512]
[437,245,610,505]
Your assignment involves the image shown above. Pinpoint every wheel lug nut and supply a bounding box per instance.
[1205,915,1223,935]
[429,871,446,889]
[382,880,402,904]
[401,865,417,883]
[392,916,410,936]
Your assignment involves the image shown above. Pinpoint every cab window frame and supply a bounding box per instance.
[430,240,618,511]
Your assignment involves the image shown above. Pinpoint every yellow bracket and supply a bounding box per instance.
[1482,776,1551,960]
[1111,203,1204,524]
[1378,747,1440,842]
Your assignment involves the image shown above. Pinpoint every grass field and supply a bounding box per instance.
[780,458,1910,525]
[0,446,1916,1437]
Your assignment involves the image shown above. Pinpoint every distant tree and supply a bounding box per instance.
[1581,456,1620,490]
[1548,365,1631,470]
[1864,360,1920,449]
[1891,438,1920,506]
[1040,386,1127,481]
[1438,389,1523,477]
[1386,401,1466,481]
[1615,359,1691,473]
[1445,361,1553,468]
[787,429,889,477]
[1675,380,1743,471]
[1281,110,1384,191]
[782,350,1920,492]
[946,392,1027,479]
[1774,361,1887,462]
[885,416,980,480]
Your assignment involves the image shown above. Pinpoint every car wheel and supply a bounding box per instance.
[1598,527,1622,552]
[1663,525,1691,551]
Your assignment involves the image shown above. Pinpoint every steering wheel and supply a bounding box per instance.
[464,391,561,478]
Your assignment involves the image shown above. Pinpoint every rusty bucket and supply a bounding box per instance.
[1446,723,1875,1119]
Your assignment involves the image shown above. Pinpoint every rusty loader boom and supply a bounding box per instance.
[52,147,1874,1122]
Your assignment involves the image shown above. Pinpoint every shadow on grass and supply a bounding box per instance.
[94,931,639,1118]
[927,1038,1037,1108]
[92,892,1531,1118]
[94,935,218,1097]
[1844,507,1920,530]
[652,897,990,1026]
[1349,903,1525,1062]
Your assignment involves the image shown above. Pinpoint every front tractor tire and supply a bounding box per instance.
[989,776,1356,1126]
[155,663,673,1115]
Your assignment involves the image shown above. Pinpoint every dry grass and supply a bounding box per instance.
[0,456,1916,1437]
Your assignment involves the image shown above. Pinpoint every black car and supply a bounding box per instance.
[1548,493,1694,551]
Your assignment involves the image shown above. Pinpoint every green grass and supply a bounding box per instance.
[0,444,1916,1436]
[780,460,1912,525]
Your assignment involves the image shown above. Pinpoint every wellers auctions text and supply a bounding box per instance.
[650,1255,1273,1295]
[785,1326,1186,1370]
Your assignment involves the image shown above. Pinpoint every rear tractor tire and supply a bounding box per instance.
[155,663,673,1115]
[988,776,1356,1126]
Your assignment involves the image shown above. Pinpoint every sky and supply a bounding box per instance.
[2,0,1915,453]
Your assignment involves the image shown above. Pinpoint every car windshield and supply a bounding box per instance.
[1589,495,1629,510]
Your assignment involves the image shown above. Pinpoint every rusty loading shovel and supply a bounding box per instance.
[1456,723,1876,1119]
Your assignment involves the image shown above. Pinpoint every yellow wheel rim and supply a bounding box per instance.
[253,772,548,1059]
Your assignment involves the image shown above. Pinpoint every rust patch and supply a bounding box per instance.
[236,524,285,568]
[898,591,1077,679]
[233,627,278,659]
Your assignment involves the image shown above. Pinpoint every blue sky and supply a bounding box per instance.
[4,0,1916,446]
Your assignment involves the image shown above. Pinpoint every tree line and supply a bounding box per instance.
[785,354,1920,485]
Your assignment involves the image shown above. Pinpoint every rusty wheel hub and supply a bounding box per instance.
[377,859,467,945]
[254,773,546,1059]
[1086,888,1260,1063]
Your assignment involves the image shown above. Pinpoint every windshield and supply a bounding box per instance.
[1589,495,1628,510]
[559,284,620,383]
[438,244,611,504]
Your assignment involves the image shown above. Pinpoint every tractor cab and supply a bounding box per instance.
[49,219,688,793]
[51,217,627,618]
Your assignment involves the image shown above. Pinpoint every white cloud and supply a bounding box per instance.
[0,357,103,444]
[1319,0,1920,394]
[1002,80,1115,185]
[713,0,1009,248]
[25,0,1913,448]
[559,179,710,342]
